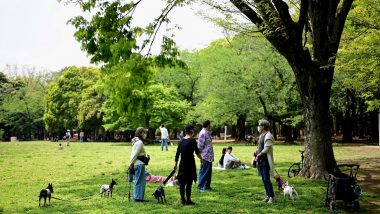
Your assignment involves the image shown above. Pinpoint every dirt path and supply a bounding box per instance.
[346,146,380,213]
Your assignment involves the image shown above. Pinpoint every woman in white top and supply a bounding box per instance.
[129,127,148,202]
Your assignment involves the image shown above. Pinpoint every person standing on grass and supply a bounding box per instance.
[197,120,214,192]
[253,119,275,203]
[174,125,203,205]
[129,127,148,202]
[79,131,84,143]
[160,124,169,151]
[65,130,71,146]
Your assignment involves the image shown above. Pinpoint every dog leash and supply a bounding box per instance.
[51,196,92,202]
[274,169,281,177]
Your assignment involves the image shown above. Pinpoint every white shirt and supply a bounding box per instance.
[130,137,146,166]
[223,152,240,168]
[160,127,169,139]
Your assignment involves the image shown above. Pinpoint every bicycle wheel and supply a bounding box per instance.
[288,163,301,177]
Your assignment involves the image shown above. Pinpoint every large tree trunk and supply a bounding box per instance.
[342,90,354,142]
[236,113,246,141]
[281,124,294,143]
[370,110,378,142]
[358,98,365,139]
[145,115,154,143]
[294,65,336,178]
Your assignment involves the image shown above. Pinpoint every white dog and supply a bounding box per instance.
[165,177,179,187]
[283,182,299,200]
[100,178,117,197]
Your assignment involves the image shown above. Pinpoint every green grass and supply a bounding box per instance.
[0,141,376,213]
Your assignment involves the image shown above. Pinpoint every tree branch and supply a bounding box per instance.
[327,0,340,38]
[272,0,296,39]
[229,0,263,27]
[296,0,308,47]
[330,0,354,52]
[141,0,177,55]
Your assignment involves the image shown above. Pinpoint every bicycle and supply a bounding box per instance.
[288,150,304,177]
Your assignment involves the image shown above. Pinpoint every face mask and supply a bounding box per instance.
[257,126,262,133]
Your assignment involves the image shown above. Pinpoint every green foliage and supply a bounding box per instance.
[176,35,301,127]
[43,66,102,132]
[102,80,189,131]
[66,0,189,132]
[157,51,202,106]
[336,0,380,112]
[68,0,139,64]
[0,71,46,140]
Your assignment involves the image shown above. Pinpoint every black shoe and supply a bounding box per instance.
[186,200,195,205]
[134,199,145,202]
[181,200,186,205]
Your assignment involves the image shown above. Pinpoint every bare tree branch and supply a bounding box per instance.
[140,0,177,55]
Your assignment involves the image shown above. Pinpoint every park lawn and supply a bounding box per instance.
[0,141,376,214]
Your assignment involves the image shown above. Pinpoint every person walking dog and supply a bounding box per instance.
[129,127,149,202]
[173,125,203,205]
[253,119,275,203]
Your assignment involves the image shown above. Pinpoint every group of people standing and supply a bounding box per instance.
[128,119,276,204]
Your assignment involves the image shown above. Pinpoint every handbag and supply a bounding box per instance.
[137,154,150,165]
[128,165,135,175]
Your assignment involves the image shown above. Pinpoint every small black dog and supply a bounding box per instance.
[152,185,166,203]
[39,183,54,207]
[100,178,117,197]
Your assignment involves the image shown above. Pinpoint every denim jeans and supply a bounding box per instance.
[161,138,169,151]
[133,164,146,200]
[258,159,274,197]
[198,160,212,190]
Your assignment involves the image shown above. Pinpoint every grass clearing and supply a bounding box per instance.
[0,141,377,213]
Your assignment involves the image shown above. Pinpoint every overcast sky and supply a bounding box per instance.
[0,0,223,72]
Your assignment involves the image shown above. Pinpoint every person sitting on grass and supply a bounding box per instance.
[145,171,166,183]
[223,146,242,169]
[218,148,227,168]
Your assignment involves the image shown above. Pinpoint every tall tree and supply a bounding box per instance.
[0,69,46,140]
[65,0,355,178]
[201,0,354,178]
[185,35,301,141]
[44,66,102,135]
[334,0,380,141]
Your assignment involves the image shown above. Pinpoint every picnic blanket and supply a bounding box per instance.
[145,172,166,183]
[213,164,251,170]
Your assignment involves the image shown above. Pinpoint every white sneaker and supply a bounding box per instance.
[262,197,269,202]
[267,198,274,203]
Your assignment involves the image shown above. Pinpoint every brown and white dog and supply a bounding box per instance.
[274,175,285,191]
[282,181,299,200]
